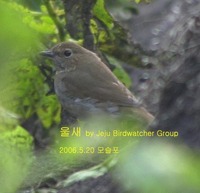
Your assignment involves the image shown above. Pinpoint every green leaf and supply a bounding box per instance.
[106,55,132,88]
[135,0,141,3]
[113,67,132,88]
[93,0,114,30]
[37,95,61,128]
[0,126,33,193]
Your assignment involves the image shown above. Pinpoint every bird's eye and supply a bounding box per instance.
[64,49,72,58]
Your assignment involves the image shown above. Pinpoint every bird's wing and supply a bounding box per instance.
[59,57,139,107]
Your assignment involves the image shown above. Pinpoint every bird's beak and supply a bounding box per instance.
[40,50,54,58]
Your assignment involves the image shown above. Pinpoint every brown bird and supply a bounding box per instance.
[41,42,154,123]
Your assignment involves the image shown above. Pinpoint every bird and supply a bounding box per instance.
[40,42,154,123]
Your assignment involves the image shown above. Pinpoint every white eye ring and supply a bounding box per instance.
[64,49,72,58]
